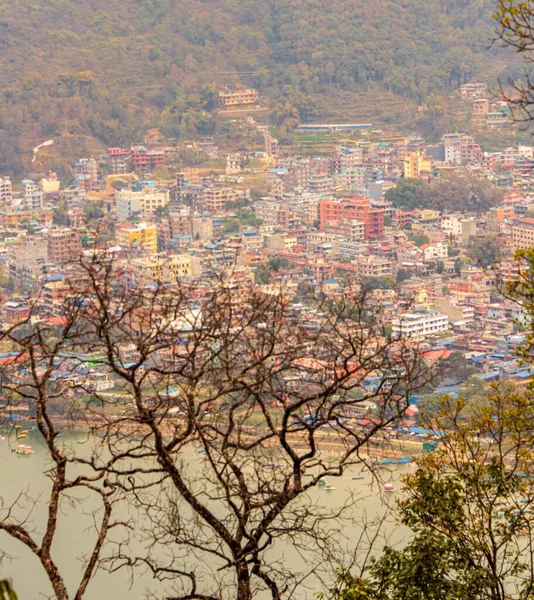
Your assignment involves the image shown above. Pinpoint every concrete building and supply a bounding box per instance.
[191,214,214,241]
[219,89,259,107]
[8,237,49,283]
[107,148,132,174]
[24,191,44,211]
[512,217,534,252]
[116,188,170,221]
[254,200,289,228]
[460,83,488,98]
[319,197,385,240]
[47,229,82,265]
[285,190,323,225]
[392,310,449,341]
[202,187,242,213]
[0,177,12,204]
[127,253,201,285]
[115,222,158,254]
[357,255,393,279]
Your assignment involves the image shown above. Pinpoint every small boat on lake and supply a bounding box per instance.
[13,444,33,456]
[383,483,395,493]
[352,475,364,480]
[324,483,336,491]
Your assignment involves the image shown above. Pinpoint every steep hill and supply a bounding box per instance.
[0,0,517,173]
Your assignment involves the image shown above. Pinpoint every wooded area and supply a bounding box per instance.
[0,0,518,173]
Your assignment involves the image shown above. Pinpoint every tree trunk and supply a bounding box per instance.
[236,561,252,600]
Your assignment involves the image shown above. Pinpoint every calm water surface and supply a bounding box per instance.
[0,429,411,599]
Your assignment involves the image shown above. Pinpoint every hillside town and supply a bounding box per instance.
[4,0,534,594]
[0,98,534,420]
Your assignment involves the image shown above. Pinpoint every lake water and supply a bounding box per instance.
[0,429,411,599]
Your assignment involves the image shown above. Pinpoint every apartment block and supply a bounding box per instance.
[512,217,534,252]
[219,89,259,107]
[319,197,384,240]
[126,253,201,285]
[47,229,82,265]
[116,188,170,221]
[0,177,12,204]
[392,310,449,341]
[115,222,158,254]
[202,187,241,213]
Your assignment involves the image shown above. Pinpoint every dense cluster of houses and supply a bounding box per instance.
[1,115,534,405]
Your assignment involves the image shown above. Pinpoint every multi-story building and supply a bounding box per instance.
[254,200,289,228]
[323,219,365,242]
[460,83,488,98]
[404,151,432,179]
[512,217,534,252]
[472,98,489,121]
[106,148,132,174]
[24,191,44,211]
[219,89,259,107]
[285,190,323,225]
[333,168,367,191]
[442,215,477,242]
[0,177,12,204]
[488,206,516,233]
[319,197,384,240]
[8,237,49,283]
[421,242,448,261]
[116,188,170,221]
[125,253,201,285]
[130,146,166,172]
[47,229,82,265]
[74,158,99,190]
[443,133,482,164]
[330,146,364,174]
[115,222,158,254]
[392,310,449,341]
[357,255,393,279]
[192,214,214,241]
[202,187,242,213]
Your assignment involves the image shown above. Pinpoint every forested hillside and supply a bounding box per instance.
[0,0,516,173]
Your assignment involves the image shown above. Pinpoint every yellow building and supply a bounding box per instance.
[128,254,201,285]
[404,151,433,179]
[115,222,158,254]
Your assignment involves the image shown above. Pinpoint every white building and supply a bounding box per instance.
[284,189,323,225]
[422,242,448,261]
[392,310,449,341]
[0,177,12,204]
[116,188,170,221]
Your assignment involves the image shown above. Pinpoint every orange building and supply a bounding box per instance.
[319,197,384,240]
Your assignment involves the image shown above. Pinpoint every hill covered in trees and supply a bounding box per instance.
[0,0,517,173]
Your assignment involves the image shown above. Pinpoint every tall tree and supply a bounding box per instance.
[0,256,429,600]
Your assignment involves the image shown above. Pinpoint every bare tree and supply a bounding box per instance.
[495,1,534,124]
[0,288,129,600]
[71,257,428,600]
[0,255,430,599]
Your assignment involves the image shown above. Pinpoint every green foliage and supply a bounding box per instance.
[396,268,412,284]
[467,234,502,267]
[328,386,534,600]
[0,580,17,600]
[361,276,395,291]
[413,233,430,247]
[0,0,519,163]
[387,174,504,214]
[386,179,426,211]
